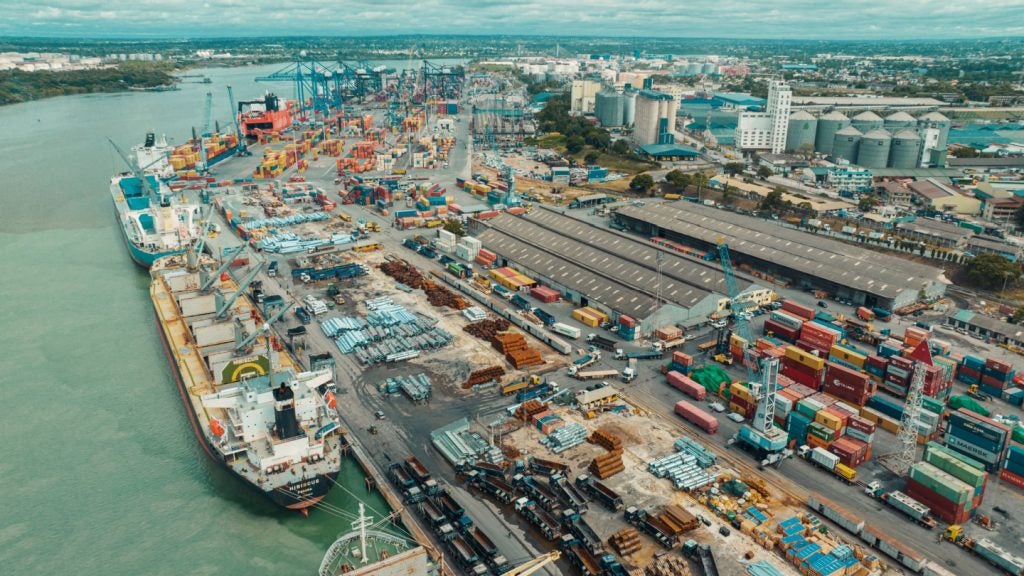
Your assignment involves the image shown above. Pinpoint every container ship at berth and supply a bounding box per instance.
[150,249,343,513]
[237,93,292,137]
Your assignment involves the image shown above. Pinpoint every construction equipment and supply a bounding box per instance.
[500,550,560,576]
[966,384,990,401]
[713,353,733,366]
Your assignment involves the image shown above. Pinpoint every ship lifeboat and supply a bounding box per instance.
[324,391,337,409]
[209,418,225,437]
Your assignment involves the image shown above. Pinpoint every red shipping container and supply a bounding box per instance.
[822,406,851,428]
[776,373,794,388]
[904,478,971,525]
[829,437,869,468]
[667,371,706,401]
[985,358,1013,374]
[674,400,718,434]
[866,355,888,370]
[784,368,821,390]
[789,383,817,399]
[781,300,815,320]
[529,285,560,303]
[618,314,636,329]
[959,365,980,379]
[981,374,1007,390]
[889,356,914,370]
[848,415,876,434]
[1000,468,1024,490]
[764,320,799,342]
[672,351,694,367]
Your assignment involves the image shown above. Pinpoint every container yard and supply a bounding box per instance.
[107,61,1024,576]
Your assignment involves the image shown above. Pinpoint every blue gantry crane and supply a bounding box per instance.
[226,86,251,156]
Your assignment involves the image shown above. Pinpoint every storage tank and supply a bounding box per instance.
[918,112,951,150]
[622,89,637,127]
[831,125,862,162]
[786,110,818,152]
[889,129,922,169]
[857,129,892,168]
[815,111,850,154]
[595,89,624,127]
[883,111,916,131]
[850,111,884,133]
[686,62,702,75]
[701,62,717,75]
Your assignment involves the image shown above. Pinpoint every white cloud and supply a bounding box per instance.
[1,0,1023,38]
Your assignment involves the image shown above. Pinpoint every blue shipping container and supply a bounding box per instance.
[948,412,1007,444]
[866,395,905,420]
[946,425,1002,453]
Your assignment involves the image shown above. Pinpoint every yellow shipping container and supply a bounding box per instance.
[784,345,824,371]
[730,333,748,348]
[572,309,600,327]
[730,383,754,404]
[814,410,843,431]
[829,345,866,368]
[835,463,857,481]
[583,306,608,323]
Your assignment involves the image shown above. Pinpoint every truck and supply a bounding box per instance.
[510,294,532,310]
[534,308,556,326]
[492,284,514,301]
[500,375,541,396]
[572,369,620,381]
[586,334,617,351]
[864,482,938,529]
[653,337,688,352]
[621,359,638,383]
[294,306,312,325]
[944,525,1024,576]
[575,474,623,511]
[571,351,601,371]
[856,306,875,321]
[404,456,431,484]
[697,340,718,353]
[528,456,569,477]
[516,382,558,403]
[552,322,582,339]
[267,260,279,277]
[798,445,857,484]
[614,348,664,360]
[624,507,676,549]
[513,497,561,541]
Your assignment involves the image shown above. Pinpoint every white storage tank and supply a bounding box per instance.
[850,111,884,133]
[889,129,923,169]
[786,111,818,152]
[815,111,850,154]
[831,125,862,162]
[857,128,892,168]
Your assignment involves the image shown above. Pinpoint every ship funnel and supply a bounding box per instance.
[145,132,155,147]
[273,383,301,439]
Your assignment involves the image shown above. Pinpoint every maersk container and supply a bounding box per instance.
[948,410,1008,444]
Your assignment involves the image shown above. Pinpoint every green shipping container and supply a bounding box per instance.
[923,443,987,487]
[909,462,973,505]
[808,422,836,442]
[921,396,945,415]
[797,398,823,420]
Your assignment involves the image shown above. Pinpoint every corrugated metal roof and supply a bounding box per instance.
[616,202,946,300]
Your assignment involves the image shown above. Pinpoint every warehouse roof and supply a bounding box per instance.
[895,218,972,240]
[477,208,748,317]
[948,157,1024,168]
[639,143,702,158]
[792,96,944,108]
[615,202,947,300]
[948,308,1024,341]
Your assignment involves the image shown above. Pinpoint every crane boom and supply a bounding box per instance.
[501,551,560,576]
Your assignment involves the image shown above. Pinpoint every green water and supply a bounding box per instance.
[0,61,462,575]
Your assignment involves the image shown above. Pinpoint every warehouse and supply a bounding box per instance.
[946,309,1024,348]
[472,207,774,332]
[614,201,948,310]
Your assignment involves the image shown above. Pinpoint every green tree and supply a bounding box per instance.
[629,173,655,193]
[565,136,585,154]
[442,219,466,237]
[756,166,773,179]
[724,162,745,176]
[964,254,1021,291]
[584,151,600,165]
[610,139,631,155]
[584,130,610,149]
[760,187,788,212]
[665,169,692,188]
[721,185,736,204]
[1012,307,1024,324]
[858,195,879,212]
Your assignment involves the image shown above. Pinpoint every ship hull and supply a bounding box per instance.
[240,108,292,137]
[152,309,338,512]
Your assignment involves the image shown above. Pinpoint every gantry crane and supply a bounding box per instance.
[226,86,250,156]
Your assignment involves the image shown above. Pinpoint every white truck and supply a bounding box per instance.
[302,295,329,316]
[551,323,582,339]
[573,369,620,381]
[621,358,638,383]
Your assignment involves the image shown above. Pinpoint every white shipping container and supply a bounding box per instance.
[807,493,864,535]
[810,447,839,470]
[551,323,581,339]
[886,491,929,521]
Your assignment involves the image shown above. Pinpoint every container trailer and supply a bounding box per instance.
[552,323,582,339]
[674,400,718,434]
[575,474,623,511]
[863,482,938,529]
[614,348,664,360]
[586,333,617,351]
[572,369,620,381]
[798,445,857,483]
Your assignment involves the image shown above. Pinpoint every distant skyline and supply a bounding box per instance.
[4,1,1024,40]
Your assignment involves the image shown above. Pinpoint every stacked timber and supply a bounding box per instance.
[463,366,506,388]
[589,449,625,479]
[645,556,693,576]
[588,428,623,452]
[608,527,642,556]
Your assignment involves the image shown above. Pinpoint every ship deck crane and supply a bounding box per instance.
[108,138,170,207]
[200,245,245,291]
[235,302,293,353]
[225,86,251,156]
[501,551,560,576]
[216,263,265,318]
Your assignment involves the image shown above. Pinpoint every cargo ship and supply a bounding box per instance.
[150,249,343,513]
[109,171,205,268]
[133,132,176,179]
[238,93,292,137]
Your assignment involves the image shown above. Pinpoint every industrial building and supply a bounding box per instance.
[472,207,774,332]
[796,110,951,168]
[906,179,981,215]
[786,110,817,152]
[594,87,636,127]
[947,309,1024,348]
[570,79,601,114]
[633,90,679,146]
[613,201,948,310]
[734,80,791,153]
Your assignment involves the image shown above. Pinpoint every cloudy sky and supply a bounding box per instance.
[4,0,1024,39]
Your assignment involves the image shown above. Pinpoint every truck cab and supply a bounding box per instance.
[621,367,636,383]
[267,260,279,277]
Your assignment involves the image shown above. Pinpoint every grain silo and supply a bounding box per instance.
[786,111,818,152]
[622,89,637,127]
[831,125,862,162]
[595,89,625,127]
[918,112,951,150]
[701,62,717,75]
[686,62,702,75]
[850,111,884,133]
[889,129,923,169]
[815,111,850,154]
[884,111,916,131]
[857,129,892,168]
